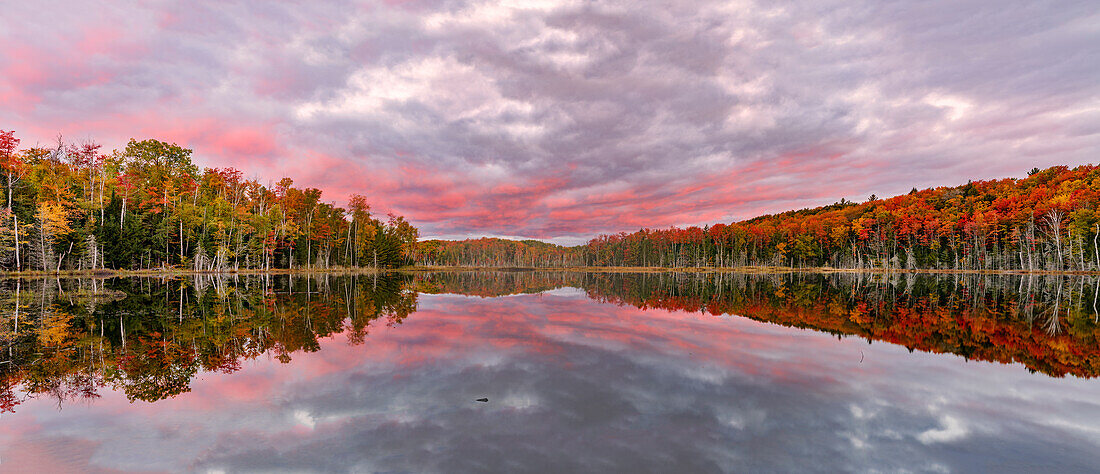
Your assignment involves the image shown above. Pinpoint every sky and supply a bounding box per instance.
[1,0,1097,244]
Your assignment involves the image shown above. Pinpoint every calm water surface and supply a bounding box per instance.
[2,272,1100,472]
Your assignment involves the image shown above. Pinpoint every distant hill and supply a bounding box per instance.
[417,237,580,267]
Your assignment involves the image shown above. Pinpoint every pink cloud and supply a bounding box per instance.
[1,0,1094,243]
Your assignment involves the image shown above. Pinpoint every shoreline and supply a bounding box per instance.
[0,267,386,279]
[406,265,1100,276]
[3,265,1100,278]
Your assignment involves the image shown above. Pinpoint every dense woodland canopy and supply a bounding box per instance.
[420,164,1100,272]
[417,238,580,267]
[4,128,1097,274]
[0,130,419,272]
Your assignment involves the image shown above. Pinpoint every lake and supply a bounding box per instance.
[1,271,1099,472]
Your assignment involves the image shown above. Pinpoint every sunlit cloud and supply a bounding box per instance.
[1,0,1096,243]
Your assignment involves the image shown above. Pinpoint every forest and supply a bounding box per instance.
[419,164,1100,272]
[416,237,581,268]
[0,130,419,272]
[5,126,1096,275]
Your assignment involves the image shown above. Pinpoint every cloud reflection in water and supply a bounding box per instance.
[1,279,1100,472]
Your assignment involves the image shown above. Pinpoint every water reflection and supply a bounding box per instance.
[0,274,417,412]
[3,272,1100,414]
[0,272,1099,472]
[423,271,1100,378]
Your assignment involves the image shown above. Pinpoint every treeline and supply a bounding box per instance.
[417,237,582,267]
[416,165,1100,272]
[0,130,419,272]
[584,165,1100,271]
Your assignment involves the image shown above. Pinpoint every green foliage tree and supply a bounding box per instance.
[0,131,419,272]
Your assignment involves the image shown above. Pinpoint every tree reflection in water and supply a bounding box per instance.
[0,273,418,412]
[421,271,1100,378]
[2,271,1099,414]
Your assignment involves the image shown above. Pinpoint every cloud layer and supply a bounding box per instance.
[2,0,1097,242]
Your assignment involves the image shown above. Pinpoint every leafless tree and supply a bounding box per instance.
[1041,209,1065,270]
